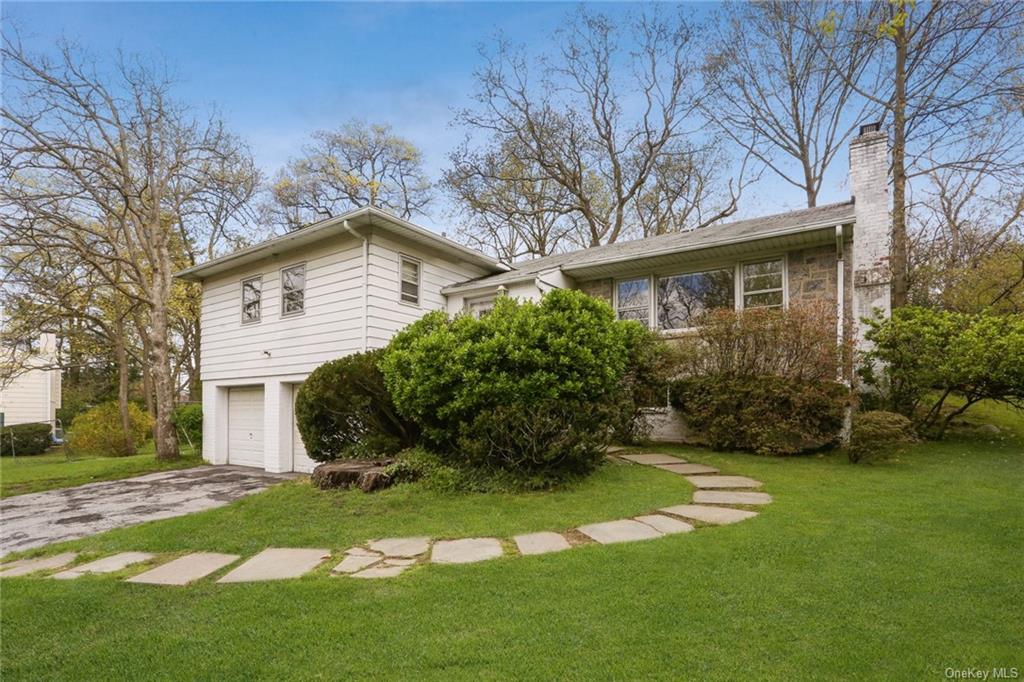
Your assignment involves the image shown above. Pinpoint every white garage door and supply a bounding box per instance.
[292,385,316,473]
[228,387,264,468]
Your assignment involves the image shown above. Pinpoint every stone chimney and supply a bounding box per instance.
[849,123,892,349]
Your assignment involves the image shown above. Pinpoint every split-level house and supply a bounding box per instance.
[177,125,892,473]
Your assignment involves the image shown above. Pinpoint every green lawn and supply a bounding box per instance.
[1,402,1021,680]
[0,444,203,498]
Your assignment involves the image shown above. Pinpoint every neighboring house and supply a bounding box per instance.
[0,333,62,430]
[177,125,892,473]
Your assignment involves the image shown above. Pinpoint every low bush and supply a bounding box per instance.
[610,322,677,443]
[380,289,638,486]
[862,307,1024,437]
[382,448,571,493]
[295,350,418,462]
[0,422,53,456]
[66,401,153,456]
[847,410,917,464]
[172,403,203,452]
[670,375,848,456]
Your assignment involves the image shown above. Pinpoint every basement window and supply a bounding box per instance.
[281,264,306,316]
[400,256,420,306]
[241,276,262,324]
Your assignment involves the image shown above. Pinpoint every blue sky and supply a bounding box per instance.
[4,2,854,232]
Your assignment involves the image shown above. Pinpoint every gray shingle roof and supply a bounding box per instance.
[443,201,855,293]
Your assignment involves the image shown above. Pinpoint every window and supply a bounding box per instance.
[400,256,420,305]
[616,278,651,325]
[241,276,262,324]
[281,264,305,316]
[464,294,494,318]
[741,259,784,309]
[656,269,734,330]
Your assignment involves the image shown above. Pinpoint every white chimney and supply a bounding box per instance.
[849,123,892,350]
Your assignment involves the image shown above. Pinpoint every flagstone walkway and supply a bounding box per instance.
[0,451,771,585]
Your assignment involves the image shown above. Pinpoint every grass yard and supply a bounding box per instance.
[0,444,203,498]
[1,402,1021,680]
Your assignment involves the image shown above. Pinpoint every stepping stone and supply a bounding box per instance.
[368,537,431,558]
[694,491,772,505]
[577,519,663,544]
[383,558,416,566]
[620,453,687,466]
[660,504,759,525]
[685,475,762,489]
[431,538,503,564]
[0,552,78,578]
[333,554,381,575]
[127,552,239,585]
[635,514,694,535]
[514,532,571,556]
[352,564,409,579]
[655,463,719,475]
[52,552,155,580]
[345,547,382,558]
[217,548,330,583]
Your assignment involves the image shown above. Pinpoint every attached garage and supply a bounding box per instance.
[227,387,264,468]
[291,385,317,473]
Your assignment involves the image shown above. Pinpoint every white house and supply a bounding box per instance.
[0,332,62,429]
[178,125,892,473]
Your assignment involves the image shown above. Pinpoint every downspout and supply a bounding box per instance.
[343,220,369,352]
[836,223,852,445]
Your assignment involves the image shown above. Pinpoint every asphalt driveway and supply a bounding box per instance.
[0,466,295,557]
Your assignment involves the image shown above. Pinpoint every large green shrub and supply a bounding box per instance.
[847,411,917,464]
[379,289,637,483]
[0,422,53,456]
[172,403,203,452]
[862,307,1024,437]
[668,302,849,455]
[295,349,417,462]
[670,375,848,456]
[66,401,153,456]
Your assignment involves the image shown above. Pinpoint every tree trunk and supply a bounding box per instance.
[148,231,180,461]
[141,342,156,418]
[114,318,136,456]
[890,16,909,308]
[189,317,202,402]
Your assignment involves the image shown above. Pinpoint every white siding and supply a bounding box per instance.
[0,333,60,427]
[199,233,366,382]
[366,232,488,348]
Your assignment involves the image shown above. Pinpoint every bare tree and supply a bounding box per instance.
[270,120,432,229]
[1,37,246,460]
[703,0,877,208]
[450,8,755,254]
[816,0,1024,307]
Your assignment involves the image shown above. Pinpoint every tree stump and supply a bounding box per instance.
[311,459,395,492]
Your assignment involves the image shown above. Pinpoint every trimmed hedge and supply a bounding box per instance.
[295,350,417,462]
[670,375,848,456]
[847,410,917,464]
[380,289,640,484]
[0,422,53,456]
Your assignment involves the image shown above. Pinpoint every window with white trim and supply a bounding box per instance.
[281,264,305,316]
[741,259,784,309]
[616,277,650,325]
[656,269,735,330]
[241,276,262,324]
[464,294,494,318]
[400,256,420,305]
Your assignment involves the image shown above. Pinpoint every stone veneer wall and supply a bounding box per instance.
[578,278,613,305]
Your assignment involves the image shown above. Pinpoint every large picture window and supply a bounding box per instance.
[741,259,784,309]
[616,277,650,325]
[656,269,734,330]
[281,264,306,316]
[241,276,262,324]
